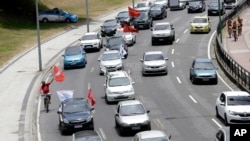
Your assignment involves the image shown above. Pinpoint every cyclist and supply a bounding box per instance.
[40,78,54,107]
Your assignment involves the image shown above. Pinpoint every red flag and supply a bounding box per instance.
[53,65,65,82]
[123,23,139,33]
[128,6,140,17]
[87,87,96,106]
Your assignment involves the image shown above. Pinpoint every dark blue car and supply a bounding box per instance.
[63,46,87,69]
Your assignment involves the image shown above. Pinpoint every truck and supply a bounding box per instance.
[168,0,180,9]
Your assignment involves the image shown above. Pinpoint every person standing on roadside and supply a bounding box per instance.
[237,16,243,36]
[227,18,233,38]
[232,21,238,41]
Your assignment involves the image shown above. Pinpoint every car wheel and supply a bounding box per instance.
[65,18,71,23]
[59,122,66,135]
[89,120,94,130]
[147,124,151,130]
[42,18,48,23]
[134,36,136,44]
[119,126,124,136]
[213,78,218,85]
[191,76,196,84]
[224,114,229,126]
[115,120,119,128]
[105,95,110,104]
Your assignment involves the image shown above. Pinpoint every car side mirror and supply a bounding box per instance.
[57,111,61,114]
[132,82,135,85]
[150,28,153,31]
[78,39,81,41]
[104,84,106,87]
[115,113,119,116]
[147,110,150,113]
[140,59,143,62]
[165,58,169,60]
[168,134,172,140]
[91,107,95,111]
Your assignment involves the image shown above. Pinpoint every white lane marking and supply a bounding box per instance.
[156,118,165,129]
[212,118,222,128]
[184,29,188,33]
[175,38,179,43]
[208,31,234,91]
[99,128,106,140]
[171,61,175,68]
[37,96,42,141]
[176,77,181,84]
[140,95,145,103]
[91,67,94,72]
[189,95,197,103]
[171,49,175,54]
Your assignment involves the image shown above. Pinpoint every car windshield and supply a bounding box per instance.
[65,47,81,56]
[210,2,219,7]
[81,34,98,40]
[193,18,207,23]
[75,136,101,141]
[142,137,169,141]
[102,53,120,61]
[137,3,147,8]
[120,104,145,116]
[194,62,215,70]
[103,20,116,26]
[156,0,165,2]
[154,24,170,30]
[118,12,129,18]
[151,7,161,11]
[189,1,201,6]
[145,54,164,61]
[138,12,148,18]
[109,77,130,87]
[227,96,250,105]
[107,37,123,46]
[63,102,89,113]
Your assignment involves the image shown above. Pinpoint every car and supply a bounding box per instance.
[98,50,123,75]
[140,51,168,76]
[214,127,229,141]
[224,0,239,9]
[72,130,102,141]
[190,15,211,33]
[170,1,186,11]
[132,10,153,29]
[57,98,95,134]
[189,58,218,84]
[132,130,172,141]
[104,71,135,104]
[154,0,168,9]
[115,100,151,135]
[135,1,153,11]
[207,1,225,16]
[100,19,117,37]
[215,91,250,125]
[62,46,87,69]
[149,5,167,20]
[115,11,133,27]
[39,8,78,23]
[78,32,103,52]
[104,36,128,58]
[187,1,206,13]
[115,29,136,46]
[151,22,175,45]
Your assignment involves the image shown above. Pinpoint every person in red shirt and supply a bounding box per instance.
[40,78,54,106]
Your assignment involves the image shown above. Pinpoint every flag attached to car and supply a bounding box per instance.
[87,85,96,106]
[123,23,139,33]
[128,7,140,17]
[56,90,74,102]
[53,65,65,82]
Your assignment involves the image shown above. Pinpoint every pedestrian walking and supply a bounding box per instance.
[227,18,233,38]
[237,16,243,36]
[232,21,238,41]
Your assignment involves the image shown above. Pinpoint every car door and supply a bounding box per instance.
[115,104,121,124]
[217,93,226,118]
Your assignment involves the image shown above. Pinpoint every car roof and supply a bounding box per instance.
[103,50,120,54]
[119,100,142,106]
[137,130,167,139]
[104,19,116,22]
[84,32,98,35]
[155,22,170,26]
[145,51,164,55]
[194,58,212,63]
[61,98,87,104]
[222,91,250,97]
[74,130,100,138]
[194,15,208,19]
[108,71,128,78]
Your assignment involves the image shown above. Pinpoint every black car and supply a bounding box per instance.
[207,1,225,16]
[132,10,153,29]
[115,11,133,27]
[187,1,206,13]
[105,36,128,59]
[150,5,167,20]
[73,130,102,141]
[101,19,117,37]
[57,98,95,134]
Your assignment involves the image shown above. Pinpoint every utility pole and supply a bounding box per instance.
[86,0,89,32]
[36,0,42,71]
[218,0,222,42]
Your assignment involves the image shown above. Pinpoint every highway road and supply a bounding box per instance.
[37,1,241,141]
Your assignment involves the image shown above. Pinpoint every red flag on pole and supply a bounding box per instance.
[123,23,139,33]
[87,86,96,106]
[53,65,65,82]
[128,6,140,17]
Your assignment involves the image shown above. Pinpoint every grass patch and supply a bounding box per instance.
[0,0,133,68]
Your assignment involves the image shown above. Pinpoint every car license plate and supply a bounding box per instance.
[203,78,209,81]
[71,62,76,65]
[74,125,82,128]
[85,45,92,48]
[159,38,164,41]
[132,126,140,130]
[241,117,249,120]
[212,11,217,14]
[139,25,144,28]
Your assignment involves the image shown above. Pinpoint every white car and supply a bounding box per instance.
[132,130,172,141]
[79,32,103,52]
[104,71,135,103]
[215,91,250,125]
[135,1,153,11]
[151,22,175,45]
[116,29,136,46]
[140,51,168,76]
[154,0,168,8]
[98,50,123,75]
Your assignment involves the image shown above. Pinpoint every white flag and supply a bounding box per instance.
[56,90,74,102]
[120,47,127,57]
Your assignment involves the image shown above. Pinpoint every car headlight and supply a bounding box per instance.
[63,118,70,124]
[116,63,122,68]
[144,65,150,68]
[160,63,167,67]
[86,115,93,122]
[228,110,238,116]
[120,121,129,126]
[128,88,134,93]
[107,89,114,94]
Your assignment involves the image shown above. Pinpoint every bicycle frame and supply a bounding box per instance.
[42,93,52,113]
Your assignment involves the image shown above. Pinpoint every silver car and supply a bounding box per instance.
[115,100,151,135]
[104,71,135,104]
[79,32,103,52]
[98,50,123,75]
[132,130,172,141]
[140,51,168,76]
[215,91,250,125]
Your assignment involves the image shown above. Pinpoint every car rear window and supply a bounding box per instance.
[65,47,81,56]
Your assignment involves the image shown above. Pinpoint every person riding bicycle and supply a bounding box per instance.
[40,78,54,106]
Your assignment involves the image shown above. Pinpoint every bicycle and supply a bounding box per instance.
[41,93,52,113]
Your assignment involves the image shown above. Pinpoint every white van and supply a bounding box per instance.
[224,0,239,9]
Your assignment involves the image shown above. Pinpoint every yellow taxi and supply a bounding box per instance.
[190,15,211,33]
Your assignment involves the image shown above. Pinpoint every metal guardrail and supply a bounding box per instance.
[214,0,250,91]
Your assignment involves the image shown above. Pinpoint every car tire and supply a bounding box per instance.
[213,78,218,85]
[105,95,110,104]
[59,122,67,135]
[119,126,124,136]
[147,124,151,130]
[65,18,71,23]
[115,121,119,128]
[191,76,196,84]
[89,120,94,130]
[224,114,229,126]
[42,18,49,23]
